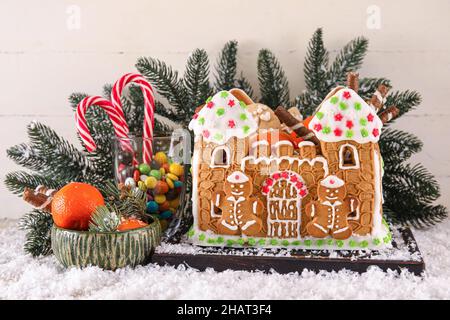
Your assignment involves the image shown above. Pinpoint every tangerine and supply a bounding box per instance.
[51,182,104,230]
[117,218,148,231]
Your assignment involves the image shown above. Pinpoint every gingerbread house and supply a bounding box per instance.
[188,78,391,250]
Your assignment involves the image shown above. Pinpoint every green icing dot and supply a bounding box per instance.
[330,96,339,104]
[360,118,368,126]
[237,238,245,246]
[216,108,225,116]
[349,240,357,248]
[336,240,344,248]
[373,238,381,246]
[327,239,334,246]
[339,102,348,110]
[354,102,362,111]
[239,101,247,108]
[360,240,369,248]
[281,240,290,246]
[270,239,278,246]
[304,240,312,247]
[226,239,235,246]
[217,237,224,244]
[198,117,205,125]
[316,111,324,119]
[198,234,206,241]
[361,128,369,137]
[206,96,212,103]
[345,130,354,138]
[383,236,390,244]
[291,240,301,246]
[258,239,266,246]
[220,91,228,98]
[243,125,250,134]
[248,238,256,246]
[188,229,195,237]
[214,133,223,141]
[316,239,324,247]
[322,126,331,134]
[207,238,216,244]
[240,113,248,121]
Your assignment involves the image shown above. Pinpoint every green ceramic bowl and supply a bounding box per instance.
[51,218,161,270]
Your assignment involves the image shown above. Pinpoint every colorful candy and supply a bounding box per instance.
[169,163,184,176]
[145,176,158,189]
[138,163,151,175]
[154,151,168,165]
[154,181,169,195]
[117,151,185,223]
[150,169,162,180]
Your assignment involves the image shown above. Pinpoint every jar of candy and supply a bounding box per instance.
[113,129,191,230]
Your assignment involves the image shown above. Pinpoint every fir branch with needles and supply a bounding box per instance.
[257,49,290,108]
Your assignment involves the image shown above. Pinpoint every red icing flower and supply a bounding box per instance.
[334,128,343,137]
[273,173,281,180]
[227,99,235,107]
[193,113,199,119]
[346,120,354,129]
[367,113,374,122]
[334,113,343,121]
[262,185,270,194]
[313,123,322,132]
[372,128,380,137]
[202,129,210,138]
[299,189,307,197]
[343,91,351,99]
[265,178,274,186]
[228,120,236,128]
[281,172,289,179]
[206,101,214,109]
[296,181,304,189]
[290,175,298,183]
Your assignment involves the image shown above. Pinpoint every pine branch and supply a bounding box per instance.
[379,129,422,163]
[327,36,368,90]
[384,202,448,228]
[304,28,329,96]
[7,143,46,172]
[358,77,392,101]
[257,49,290,108]
[384,163,441,204]
[4,171,64,195]
[295,91,322,117]
[27,121,94,182]
[183,49,213,109]
[89,206,120,232]
[385,90,422,117]
[19,210,53,256]
[214,40,238,90]
[135,57,189,113]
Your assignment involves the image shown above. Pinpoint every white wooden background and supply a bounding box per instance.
[1,0,449,218]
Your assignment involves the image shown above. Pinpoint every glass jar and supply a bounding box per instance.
[113,129,191,229]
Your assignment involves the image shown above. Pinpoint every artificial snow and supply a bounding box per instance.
[1,218,450,299]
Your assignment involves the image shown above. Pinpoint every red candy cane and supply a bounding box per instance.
[76,96,131,152]
[111,73,155,163]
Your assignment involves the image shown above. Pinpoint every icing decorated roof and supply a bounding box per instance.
[309,88,383,143]
[188,90,258,144]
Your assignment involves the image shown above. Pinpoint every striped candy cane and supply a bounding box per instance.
[111,73,155,163]
[75,95,134,154]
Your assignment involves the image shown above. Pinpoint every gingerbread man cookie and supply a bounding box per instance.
[213,171,263,236]
[305,175,359,240]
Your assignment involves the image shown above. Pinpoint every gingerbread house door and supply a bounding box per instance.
[261,171,308,239]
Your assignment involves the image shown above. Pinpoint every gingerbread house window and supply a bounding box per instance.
[211,146,231,168]
[339,143,360,169]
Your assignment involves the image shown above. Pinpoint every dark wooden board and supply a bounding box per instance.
[151,227,425,275]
